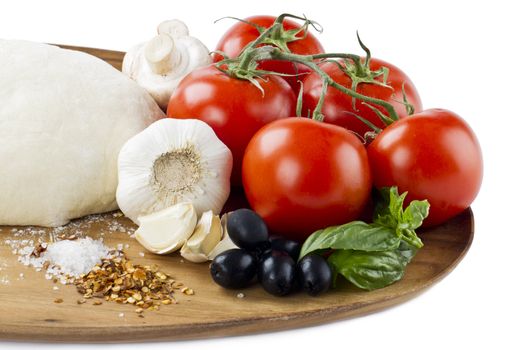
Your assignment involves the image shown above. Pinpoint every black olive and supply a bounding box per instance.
[270,237,301,261]
[227,209,269,251]
[258,250,296,296]
[297,254,333,296]
[251,241,272,262]
[256,245,280,263]
[210,249,257,289]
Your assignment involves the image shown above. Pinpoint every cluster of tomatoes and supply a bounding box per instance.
[166,15,483,242]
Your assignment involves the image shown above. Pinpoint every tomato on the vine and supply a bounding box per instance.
[167,65,296,186]
[242,117,372,241]
[214,15,325,94]
[367,109,483,226]
[302,58,422,137]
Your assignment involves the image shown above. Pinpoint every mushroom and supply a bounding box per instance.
[122,19,211,109]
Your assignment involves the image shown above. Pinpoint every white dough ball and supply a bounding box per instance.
[0,40,165,227]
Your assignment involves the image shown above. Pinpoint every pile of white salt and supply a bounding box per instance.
[40,238,111,277]
[1,212,131,284]
[15,237,113,283]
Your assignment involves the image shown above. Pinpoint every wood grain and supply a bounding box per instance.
[0,46,475,343]
[0,204,475,342]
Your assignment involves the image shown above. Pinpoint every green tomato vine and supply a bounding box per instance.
[214,13,408,131]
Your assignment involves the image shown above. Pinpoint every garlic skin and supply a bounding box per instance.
[134,202,197,255]
[180,210,222,263]
[117,118,232,225]
[122,19,211,109]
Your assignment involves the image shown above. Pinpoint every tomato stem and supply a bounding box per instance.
[356,31,371,67]
[296,81,305,118]
[237,25,278,71]
[236,14,322,72]
[361,102,394,125]
[311,52,361,65]
[214,16,265,32]
[271,50,400,121]
[401,83,415,115]
[343,111,382,134]
[217,14,400,124]
[312,79,328,121]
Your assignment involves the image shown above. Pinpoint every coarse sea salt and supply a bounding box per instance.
[2,212,135,284]
[43,237,111,277]
[19,237,113,283]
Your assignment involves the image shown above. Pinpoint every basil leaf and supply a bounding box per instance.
[299,221,401,259]
[403,199,430,231]
[397,240,419,264]
[328,243,419,291]
[298,186,428,291]
[328,249,407,290]
[374,187,429,249]
[374,186,406,227]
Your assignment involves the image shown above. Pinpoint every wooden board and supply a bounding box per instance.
[0,46,475,343]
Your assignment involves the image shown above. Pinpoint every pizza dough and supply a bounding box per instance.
[0,40,164,227]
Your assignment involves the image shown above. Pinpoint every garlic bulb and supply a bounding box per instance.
[180,210,222,262]
[116,118,232,225]
[134,202,197,254]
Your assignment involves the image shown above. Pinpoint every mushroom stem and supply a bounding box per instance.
[144,34,178,75]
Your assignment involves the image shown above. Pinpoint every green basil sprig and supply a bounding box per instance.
[299,187,429,291]
[374,187,428,249]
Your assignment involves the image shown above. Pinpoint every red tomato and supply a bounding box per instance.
[367,109,483,226]
[302,58,422,138]
[214,15,325,94]
[167,65,296,186]
[242,118,372,241]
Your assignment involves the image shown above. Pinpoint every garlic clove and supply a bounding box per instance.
[180,210,222,263]
[207,232,238,260]
[208,234,239,260]
[117,118,232,225]
[207,212,239,260]
[134,202,197,255]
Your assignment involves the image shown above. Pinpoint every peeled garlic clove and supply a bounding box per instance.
[207,212,239,260]
[134,202,197,255]
[116,118,232,225]
[181,210,222,263]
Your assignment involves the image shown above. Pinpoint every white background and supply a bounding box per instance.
[1,0,523,349]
